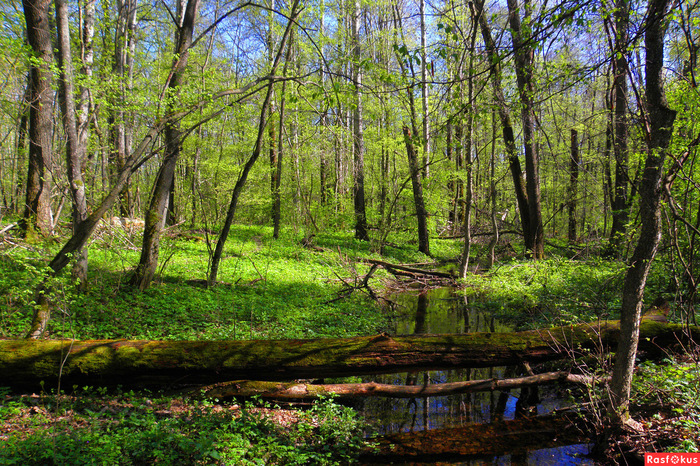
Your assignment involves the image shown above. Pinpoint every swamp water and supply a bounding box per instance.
[355,287,597,465]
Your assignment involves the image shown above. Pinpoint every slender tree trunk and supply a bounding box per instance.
[351,0,369,241]
[609,0,676,425]
[608,0,630,255]
[20,0,54,240]
[506,0,544,259]
[272,34,293,239]
[208,0,301,286]
[419,0,430,179]
[402,125,430,255]
[460,4,478,278]
[568,129,580,243]
[55,0,89,287]
[130,0,200,291]
[474,0,530,248]
[109,0,138,218]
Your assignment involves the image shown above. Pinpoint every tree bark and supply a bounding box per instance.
[506,0,544,259]
[5,321,696,389]
[402,125,430,255]
[20,0,54,240]
[200,371,598,400]
[130,0,200,291]
[474,0,531,250]
[609,0,676,425]
[568,128,579,243]
[55,0,90,288]
[351,0,369,241]
[607,0,631,254]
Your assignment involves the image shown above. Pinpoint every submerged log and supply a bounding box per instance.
[0,321,696,389]
[201,371,604,400]
[361,412,590,462]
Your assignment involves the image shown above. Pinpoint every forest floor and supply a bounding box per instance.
[0,222,698,463]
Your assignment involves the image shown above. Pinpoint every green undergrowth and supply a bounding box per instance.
[2,225,443,340]
[0,387,369,465]
[461,256,670,330]
[631,358,700,452]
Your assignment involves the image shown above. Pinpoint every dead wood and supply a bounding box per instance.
[199,370,605,400]
[366,259,455,280]
[1,320,696,389]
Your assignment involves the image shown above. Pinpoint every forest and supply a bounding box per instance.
[1,0,699,463]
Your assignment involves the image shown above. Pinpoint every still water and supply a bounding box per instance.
[355,288,597,465]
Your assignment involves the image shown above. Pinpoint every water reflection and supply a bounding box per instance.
[356,288,596,464]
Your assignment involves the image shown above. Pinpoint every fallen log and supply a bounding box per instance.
[200,371,605,400]
[365,259,455,280]
[361,412,590,462]
[0,320,696,389]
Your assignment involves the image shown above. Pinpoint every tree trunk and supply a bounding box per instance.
[55,0,89,288]
[6,320,696,389]
[130,0,200,291]
[208,1,301,286]
[402,126,430,256]
[351,0,369,241]
[506,0,544,259]
[609,0,676,425]
[20,0,54,240]
[108,0,138,218]
[364,413,588,462]
[568,128,579,243]
[474,0,530,249]
[607,0,631,255]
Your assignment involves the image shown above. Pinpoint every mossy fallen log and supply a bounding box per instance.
[0,320,696,389]
[361,412,590,462]
[200,371,604,400]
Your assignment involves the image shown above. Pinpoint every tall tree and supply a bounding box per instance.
[606,0,631,255]
[506,0,544,259]
[351,0,369,241]
[208,0,302,286]
[130,0,201,291]
[609,0,676,426]
[55,0,89,287]
[20,0,54,240]
[474,0,531,253]
[108,0,138,217]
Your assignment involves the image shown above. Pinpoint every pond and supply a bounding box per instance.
[354,287,598,465]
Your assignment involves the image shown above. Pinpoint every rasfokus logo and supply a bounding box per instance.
[645,453,700,464]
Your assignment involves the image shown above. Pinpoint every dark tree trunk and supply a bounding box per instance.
[402,126,430,255]
[568,129,579,243]
[351,0,369,241]
[474,0,530,248]
[607,0,631,255]
[131,0,200,291]
[609,0,676,425]
[20,0,54,240]
[507,0,544,259]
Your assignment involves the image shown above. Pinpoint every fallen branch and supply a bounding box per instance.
[366,259,455,280]
[200,370,605,400]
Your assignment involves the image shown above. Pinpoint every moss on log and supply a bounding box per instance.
[0,321,696,389]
